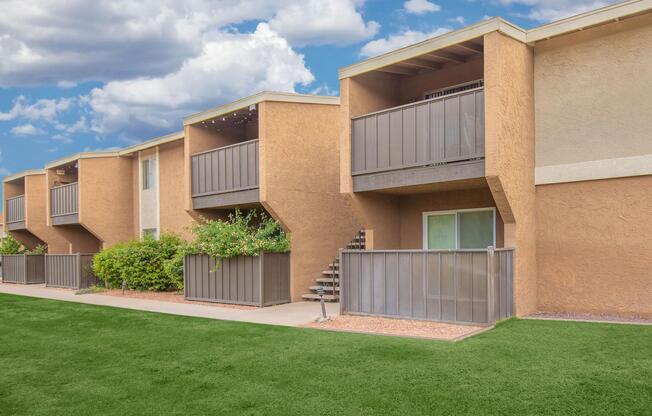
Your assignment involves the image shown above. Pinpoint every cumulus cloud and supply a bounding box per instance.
[403,0,441,15]
[10,124,44,135]
[0,0,377,87]
[360,27,451,58]
[88,23,314,136]
[496,0,614,22]
[0,96,73,122]
[269,0,379,46]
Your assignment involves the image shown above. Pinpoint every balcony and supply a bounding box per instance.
[191,139,260,209]
[50,182,79,225]
[351,88,485,192]
[6,195,26,230]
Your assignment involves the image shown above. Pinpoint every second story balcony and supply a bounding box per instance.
[50,182,79,225]
[6,194,26,230]
[191,139,260,209]
[351,87,485,192]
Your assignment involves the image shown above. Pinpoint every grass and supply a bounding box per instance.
[0,294,650,415]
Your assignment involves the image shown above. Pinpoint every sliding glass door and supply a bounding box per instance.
[424,208,495,250]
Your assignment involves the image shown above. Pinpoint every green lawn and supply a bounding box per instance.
[0,294,650,415]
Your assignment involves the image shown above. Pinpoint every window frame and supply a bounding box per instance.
[422,207,496,250]
[141,159,150,190]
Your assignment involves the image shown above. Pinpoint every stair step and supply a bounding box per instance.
[302,293,339,302]
[310,285,340,292]
[316,277,339,284]
[322,269,339,275]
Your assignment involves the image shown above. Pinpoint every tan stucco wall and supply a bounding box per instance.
[78,157,134,248]
[484,31,537,316]
[535,13,652,167]
[258,101,360,301]
[158,140,195,239]
[23,174,71,253]
[536,176,652,318]
[398,187,504,249]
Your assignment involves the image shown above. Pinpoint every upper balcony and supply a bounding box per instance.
[351,86,485,192]
[5,194,26,230]
[191,139,259,209]
[341,32,487,194]
[50,182,79,225]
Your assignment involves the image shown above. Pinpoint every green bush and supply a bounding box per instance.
[188,209,290,258]
[0,235,25,254]
[25,244,47,255]
[93,234,186,291]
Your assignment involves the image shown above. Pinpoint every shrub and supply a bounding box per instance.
[188,209,290,258]
[25,244,47,255]
[0,235,25,255]
[93,233,186,291]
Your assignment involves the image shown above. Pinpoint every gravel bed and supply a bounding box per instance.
[306,315,486,340]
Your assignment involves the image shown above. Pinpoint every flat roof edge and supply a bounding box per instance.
[44,151,121,169]
[118,130,184,155]
[3,169,46,183]
[183,91,340,125]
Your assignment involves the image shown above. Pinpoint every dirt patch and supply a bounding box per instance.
[97,289,257,310]
[528,311,651,324]
[305,315,487,341]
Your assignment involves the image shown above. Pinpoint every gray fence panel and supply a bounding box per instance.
[191,139,259,197]
[351,88,485,176]
[50,182,78,217]
[44,254,97,289]
[184,252,289,307]
[1,255,45,284]
[6,195,25,224]
[341,249,514,325]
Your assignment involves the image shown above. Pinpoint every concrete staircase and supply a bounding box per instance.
[301,230,365,302]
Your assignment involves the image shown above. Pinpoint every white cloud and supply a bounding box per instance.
[403,0,441,15]
[0,167,10,176]
[10,123,44,135]
[449,16,466,25]
[0,0,378,87]
[88,23,314,137]
[360,27,451,58]
[497,0,614,22]
[0,96,73,122]
[269,0,379,46]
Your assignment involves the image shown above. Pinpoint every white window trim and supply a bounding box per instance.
[422,207,496,250]
[138,150,161,240]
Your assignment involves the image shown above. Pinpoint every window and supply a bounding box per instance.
[141,159,156,190]
[142,228,158,239]
[423,208,495,250]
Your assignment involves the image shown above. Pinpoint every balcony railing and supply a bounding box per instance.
[50,182,78,218]
[351,87,484,176]
[6,195,25,224]
[191,139,259,197]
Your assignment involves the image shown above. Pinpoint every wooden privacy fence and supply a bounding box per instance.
[184,252,290,307]
[340,248,513,325]
[1,254,45,284]
[45,254,97,290]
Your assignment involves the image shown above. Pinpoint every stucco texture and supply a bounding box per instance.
[535,13,652,167]
[536,176,652,318]
[484,31,537,316]
[258,101,360,301]
[158,140,195,239]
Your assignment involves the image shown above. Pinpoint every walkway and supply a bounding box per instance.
[0,283,338,327]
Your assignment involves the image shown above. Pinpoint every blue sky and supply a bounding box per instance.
[0,0,616,188]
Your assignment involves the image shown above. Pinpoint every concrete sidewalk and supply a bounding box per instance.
[0,283,338,327]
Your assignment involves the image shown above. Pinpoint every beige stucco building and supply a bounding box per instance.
[2,0,650,318]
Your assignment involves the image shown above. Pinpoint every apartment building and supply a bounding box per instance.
[2,1,650,317]
[338,0,651,318]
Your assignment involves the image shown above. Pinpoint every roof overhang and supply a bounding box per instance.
[3,169,46,183]
[45,151,120,169]
[183,91,340,126]
[339,0,652,79]
[119,130,184,155]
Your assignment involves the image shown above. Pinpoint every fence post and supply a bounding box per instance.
[338,249,344,316]
[487,246,496,325]
[258,251,265,307]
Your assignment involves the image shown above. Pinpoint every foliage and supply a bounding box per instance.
[25,244,47,255]
[188,209,290,259]
[0,235,25,255]
[93,234,186,291]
